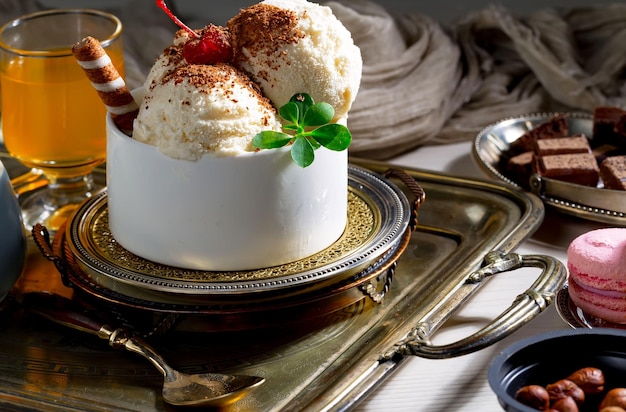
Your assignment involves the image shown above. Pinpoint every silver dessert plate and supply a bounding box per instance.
[473,112,626,225]
[556,284,626,330]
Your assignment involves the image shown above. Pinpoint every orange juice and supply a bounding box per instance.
[1,47,124,178]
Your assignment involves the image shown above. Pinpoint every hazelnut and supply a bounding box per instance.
[600,407,626,412]
[600,388,626,410]
[551,396,579,412]
[515,385,550,410]
[566,367,605,394]
[546,379,585,406]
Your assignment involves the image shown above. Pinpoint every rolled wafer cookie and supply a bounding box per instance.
[72,36,138,135]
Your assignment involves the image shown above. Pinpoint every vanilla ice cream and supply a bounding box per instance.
[136,0,361,160]
[143,29,189,89]
[133,63,282,160]
[228,0,362,121]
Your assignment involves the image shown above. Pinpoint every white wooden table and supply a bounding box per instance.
[355,141,605,412]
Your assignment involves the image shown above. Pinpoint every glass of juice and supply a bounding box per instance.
[0,9,124,232]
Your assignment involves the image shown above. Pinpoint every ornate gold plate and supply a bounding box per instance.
[64,165,412,305]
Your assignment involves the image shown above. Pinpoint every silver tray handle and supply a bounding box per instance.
[382,251,566,360]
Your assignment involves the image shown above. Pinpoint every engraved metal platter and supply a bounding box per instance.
[64,165,412,306]
[556,284,626,330]
[1,151,566,412]
[473,112,626,225]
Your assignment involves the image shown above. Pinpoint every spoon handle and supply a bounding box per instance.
[19,292,265,407]
[19,292,115,339]
[20,292,172,378]
[110,330,172,378]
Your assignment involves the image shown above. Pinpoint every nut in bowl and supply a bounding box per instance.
[488,328,626,412]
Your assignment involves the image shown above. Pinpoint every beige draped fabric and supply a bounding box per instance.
[2,1,625,160]
[328,1,626,158]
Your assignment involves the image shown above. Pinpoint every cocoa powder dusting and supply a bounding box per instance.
[160,63,277,119]
[227,4,304,75]
[146,44,186,89]
[163,45,185,63]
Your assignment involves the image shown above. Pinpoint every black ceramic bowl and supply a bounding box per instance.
[488,328,626,412]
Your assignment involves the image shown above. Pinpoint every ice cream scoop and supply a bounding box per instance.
[228,0,362,122]
[143,30,188,89]
[133,63,282,160]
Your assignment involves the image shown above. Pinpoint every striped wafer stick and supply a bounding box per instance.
[72,36,138,135]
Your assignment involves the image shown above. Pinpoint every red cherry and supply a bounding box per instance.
[156,1,232,65]
[183,25,232,65]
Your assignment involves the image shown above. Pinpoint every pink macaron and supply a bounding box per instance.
[567,227,626,324]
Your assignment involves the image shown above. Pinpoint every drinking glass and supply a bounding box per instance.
[0,9,124,232]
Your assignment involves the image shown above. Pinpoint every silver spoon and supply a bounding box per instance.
[19,292,265,407]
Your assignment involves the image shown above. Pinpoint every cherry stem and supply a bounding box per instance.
[155,0,199,38]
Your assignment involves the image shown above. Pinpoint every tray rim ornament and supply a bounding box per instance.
[472,112,626,226]
[63,165,414,304]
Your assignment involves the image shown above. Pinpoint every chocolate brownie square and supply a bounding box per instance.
[534,135,590,156]
[592,106,626,149]
[537,153,599,187]
[509,114,569,155]
[600,155,626,191]
[506,151,534,188]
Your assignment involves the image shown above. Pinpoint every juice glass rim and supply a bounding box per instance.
[0,8,122,58]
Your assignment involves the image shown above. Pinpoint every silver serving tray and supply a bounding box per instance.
[1,152,565,412]
[473,112,626,225]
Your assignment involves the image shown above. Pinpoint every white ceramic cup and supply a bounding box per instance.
[0,160,26,302]
[105,94,348,271]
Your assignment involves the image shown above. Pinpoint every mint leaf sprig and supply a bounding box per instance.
[253,93,352,168]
